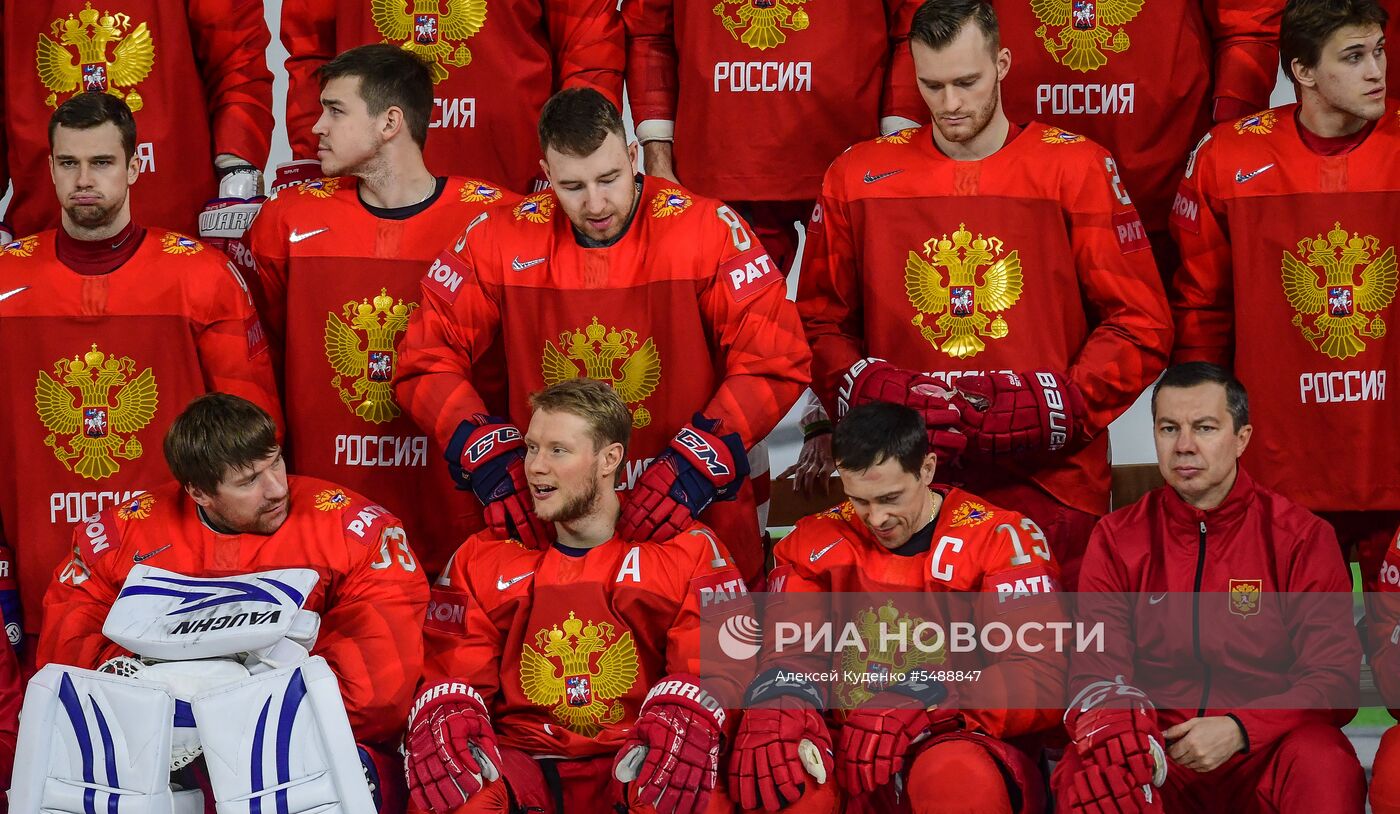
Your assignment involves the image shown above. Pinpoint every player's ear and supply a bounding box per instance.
[599,441,625,480]
[1291,59,1317,90]
[184,481,214,509]
[126,152,139,184]
[1233,423,1254,457]
[381,104,405,141]
[627,140,638,172]
[996,46,1011,83]
[919,452,937,486]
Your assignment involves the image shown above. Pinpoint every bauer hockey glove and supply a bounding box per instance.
[837,675,952,795]
[729,668,833,811]
[614,675,725,814]
[1064,763,1163,814]
[445,415,551,548]
[405,682,502,811]
[617,415,749,542]
[950,369,1088,457]
[837,358,968,465]
[1064,677,1168,790]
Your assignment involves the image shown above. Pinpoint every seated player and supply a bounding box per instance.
[406,378,752,814]
[37,393,429,807]
[1053,363,1364,813]
[729,401,1067,813]
[1368,524,1400,814]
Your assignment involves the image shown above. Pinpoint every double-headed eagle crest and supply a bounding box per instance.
[905,223,1024,360]
[37,3,154,111]
[542,317,661,428]
[372,0,487,83]
[35,344,158,480]
[1030,0,1144,72]
[837,602,945,708]
[520,613,639,737]
[325,289,419,424]
[1282,223,1396,360]
[713,0,811,50]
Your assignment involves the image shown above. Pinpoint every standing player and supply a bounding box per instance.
[1170,0,1399,586]
[1,0,273,237]
[0,93,280,650]
[249,44,512,577]
[396,88,810,582]
[279,0,623,194]
[797,0,1172,588]
[407,379,750,814]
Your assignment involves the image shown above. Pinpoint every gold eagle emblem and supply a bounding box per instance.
[35,344,158,480]
[1234,110,1276,135]
[906,223,1024,359]
[650,189,692,218]
[371,0,488,83]
[1041,126,1086,144]
[325,289,419,424]
[1228,579,1262,618]
[876,128,917,145]
[837,602,945,708]
[298,178,341,198]
[1031,0,1143,72]
[541,317,661,427]
[114,491,154,520]
[519,613,639,737]
[0,236,41,258]
[713,0,811,50]
[513,193,555,223]
[949,501,993,528]
[1282,223,1396,360]
[160,233,202,256]
[314,488,351,512]
[36,3,154,111]
[459,179,502,203]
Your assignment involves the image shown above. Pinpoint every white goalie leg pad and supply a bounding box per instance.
[10,664,178,814]
[192,656,374,814]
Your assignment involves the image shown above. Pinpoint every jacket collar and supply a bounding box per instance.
[1161,464,1257,531]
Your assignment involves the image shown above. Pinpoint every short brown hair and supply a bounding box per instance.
[164,393,279,494]
[529,378,631,456]
[317,44,433,148]
[909,0,1000,52]
[49,92,138,162]
[1281,0,1389,82]
[537,88,626,157]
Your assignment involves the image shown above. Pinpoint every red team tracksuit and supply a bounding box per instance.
[423,523,751,811]
[1053,468,1365,811]
[1169,103,1400,583]
[396,177,811,583]
[0,229,281,640]
[0,0,274,235]
[279,0,623,193]
[249,175,514,576]
[798,124,1172,588]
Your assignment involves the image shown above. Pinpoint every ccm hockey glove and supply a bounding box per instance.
[617,415,749,542]
[445,415,551,548]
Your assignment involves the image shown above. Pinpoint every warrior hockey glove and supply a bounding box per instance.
[837,358,968,465]
[950,369,1088,457]
[617,415,749,542]
[1065,764,1163,814]
[1065,678,1168,790]
[837,676,951,795]
[405,682,502,811]
[446,415,551,548]
[614,675,725,814]
[729,669,833,811]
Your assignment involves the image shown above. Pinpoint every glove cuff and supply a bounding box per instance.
[745,667,824,709]
[642,674,727,732]
[1064,677,1156,726]
[409,681,491,729]
[836,357,889,417]
[1024,370,1085,452]
[199,197,266,239]
[271,159,323,194]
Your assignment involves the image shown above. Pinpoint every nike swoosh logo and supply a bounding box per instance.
[863,169,904,184]
[809,539,842,563]
[1234,164,1275,183]
[496,571,534,591]
[0,286,29,303]
[1148,592,1168,605]
[289,228,328,244]
[133,544,171,563]
[511,256,546,272]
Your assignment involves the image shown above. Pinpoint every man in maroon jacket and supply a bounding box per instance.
[1051,362,1364,814]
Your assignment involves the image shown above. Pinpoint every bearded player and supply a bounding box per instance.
[407,378,751,814]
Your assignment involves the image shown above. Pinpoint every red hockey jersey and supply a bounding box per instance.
[798,124,1172,516]
[0,0,274,235]
[1370,525,1400,715]
[623,0,924,202]
[280,0,623,194]
[0,229,281,637]
[423,523,751,756]
[1169,103,1400,511]
[997,0,1280,235]
[395,176,812,580]
[248,176,513,576]
[38,477,429,744]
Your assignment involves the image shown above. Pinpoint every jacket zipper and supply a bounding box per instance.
[1192,519,1213,716]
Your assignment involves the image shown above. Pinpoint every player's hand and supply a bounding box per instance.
[617,415,749,542]
[1064,764,1163,814]
[1065,678,1167,789]
[445,415,552,548]
[405,682,502,811]
[836,678,949,795]
[729,669,833,811]
[779,432,835,498]
[1163,716,1245,773]
[837,358,968,465]
[615,675,724,814]
[950,369,1088,457]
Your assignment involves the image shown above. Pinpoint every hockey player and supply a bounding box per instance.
[1369,525,1400,814]
[0,0,274,240]
[727,401,1065,813]
[796,0,1172,589]
[1052,363,1364,813]
[38,392,428,803]
[395,88,810,582]
[1170,0,1399,587]
[249,44,513,577]
[280,0,623,194]
[407,378,750,813]
[0,93,281,650]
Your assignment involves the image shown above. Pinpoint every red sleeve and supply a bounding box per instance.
[665,527,753,710]
[279,0,337,159]
[1168,131,1235,367]
[548,0,625,108]
[1203,0,1283,121]
[759,525,839,703]
[247,199,291,357]
[421,542,505,705]
[1370,527,1400,714]
[0,3,9,203]
[36,515,129,670]
[193,254,285,435]
[187,0,275,167]
[1066,518,1139,694]
[622,0,678,124]
[880,0,925,123]
[796,164,864,417]
[0,605,19,791]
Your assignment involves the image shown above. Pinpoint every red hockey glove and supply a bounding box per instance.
[405,682,502,811]
[1065,764,1163,814]
[836,676,950,795]
[729,669,833,811]
[1065,678,1167,790]
[950,369,1088,457]
[617,415,749,542]
[445,415,551,548]
[614,675,725,814]
[270,159,322,194]
[837,358,967,465]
